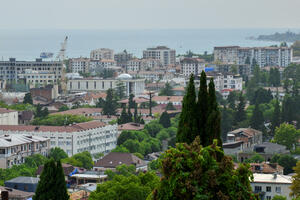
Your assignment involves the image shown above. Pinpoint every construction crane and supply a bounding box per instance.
[56,36,68,95]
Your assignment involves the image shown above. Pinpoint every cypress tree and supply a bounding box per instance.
[197,71,208,145]
[119,104,128,124]
[128,94,135,109]
[127,105,133,122]
[271,99,281,134]
[33,159,57,200]
[206,79,222,147]
[103,88,117,116]
[134,103,138,123]
[176,74,198,143]
[250,102,264,131]
[55,160,69,200]
[234,93,246,125]
[159,111,171,128]
[23,92,33,105]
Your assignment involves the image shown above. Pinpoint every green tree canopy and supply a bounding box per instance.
[31,114,92,126]
[23,92,33,105]
[62,151,93,170]
[159,111,171,128]
[159,82,174,96]
[271,154,297,175]
[273,123,300,150]
[49,147,68,162]
[290,160,300,198]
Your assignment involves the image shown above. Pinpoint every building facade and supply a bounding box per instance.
[0,58,62,83]
[143,46,176,66]
[0,134,50,169]
[0,121,118,157]
[67,74,145,96]
[69,57,90,73]
[214,46,292,67]
[0,108,18,125]
[114,51,133,67]
[180,58,206,77]
[90,48,114,60]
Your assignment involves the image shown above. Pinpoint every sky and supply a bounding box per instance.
[1,0,300,30]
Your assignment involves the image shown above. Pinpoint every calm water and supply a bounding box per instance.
[0,28,298,61]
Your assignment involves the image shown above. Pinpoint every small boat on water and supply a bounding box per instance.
[40,52,54,58]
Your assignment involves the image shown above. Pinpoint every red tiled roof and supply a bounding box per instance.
[152,96,183,103]
[118,123,145,131]
[0,120,106,133]
[0,108,17,114]
[118,97,149,104]
[51,108,103,116]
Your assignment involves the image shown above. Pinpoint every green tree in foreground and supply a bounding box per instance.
[273,123,300,150]
[49,147,68,162]
[290,161,300,198]
[159,111,171,128]
[272,195,287,200]
[150,137,258,200]
[33,159,69,200]
[23,92,33,105]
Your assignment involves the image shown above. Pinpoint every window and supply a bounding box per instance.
[254,186,262,192]
[275,187,281,193]
[266,186,271,192]
[266,196,271,200]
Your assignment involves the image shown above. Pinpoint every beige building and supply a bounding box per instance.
[0,134,50,169]
[90,48,114,60]
[0,108,18,125]
[180,57,206,77]
[69,57,90,73]
[143,46,176,66]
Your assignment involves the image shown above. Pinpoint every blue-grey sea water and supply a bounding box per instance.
[0,28,299,61]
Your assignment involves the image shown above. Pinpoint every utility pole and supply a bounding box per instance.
[148,91,154,117]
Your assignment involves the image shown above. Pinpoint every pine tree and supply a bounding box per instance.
[234,93,246,125]
[34,104,43,118]
[197,71,208,144]
[128,94,135,109]
[159,111,171,128]
[23,92,33,105]
[33,159,57,200]
[119,104,129,124]
[41,107,49,118]
[134,103,138,123]
[96,97,105,108]
[250,102,264,131]
[54,160,69,200]
[176,74,198,143]
[271,99,281,134]
[127,105,133,122]
[103,88,117,116]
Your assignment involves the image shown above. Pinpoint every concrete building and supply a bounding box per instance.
[67,74,145,97]
[0,108,18,125]
[89,59,117,74]
[143,46,176,66]
[30,84,59,104]
[126,58,162,72]
[69,57,90,73]
[5,176,39,193]
[180,58,206,77]
[0,58,62,83]
[90,48,114,60]
[0,134,50,169]
[114,51,133,67]
[0,121,117,157]
[251,173,292,200]
[214,46,292,67]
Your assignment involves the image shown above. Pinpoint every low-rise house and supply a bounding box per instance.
[18,111,34,125]
[0,186,34,200]
[4,176,39,193]
[30,84,59,104]
[82,92,107,106]
[223,141,244,155]
[51,108,102,118]
[251,173,292,200]
[227,128,263,150]
[172,87,185,96]
[0,121,118,157]
[263,87,286,101]
[0,134,50,169]
[249,162,284,175]
[70,171,107,185]
[93,152,147,172]
[152,96,183,106]
[0,108,18,125]
[118,123,145,133]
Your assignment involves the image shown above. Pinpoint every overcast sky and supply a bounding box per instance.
[1,0,300,29]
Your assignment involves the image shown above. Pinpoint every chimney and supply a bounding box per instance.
[273,173,277,179]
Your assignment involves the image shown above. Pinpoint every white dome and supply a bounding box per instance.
[117,73,132,80]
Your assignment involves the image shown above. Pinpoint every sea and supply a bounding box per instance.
[0,28,299,61]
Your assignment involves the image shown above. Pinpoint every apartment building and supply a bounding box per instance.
[143,46,176,66]
[90,48,114,60]
[0,121,118,157]
[0,108,18,125]
[89,59,117,74]
[67,74,145,96]
[251,173,292,200]
[114,51,133,67]
[0,134,50,169]
[180,58,206,77]
[69,57,90,73]
[0,58,62,83]
[127,59,161,72]
[128,70,166,82]
[214,46,292,67]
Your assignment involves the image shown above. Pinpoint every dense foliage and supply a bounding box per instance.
[62,151,94,169]
[31,114,92,126]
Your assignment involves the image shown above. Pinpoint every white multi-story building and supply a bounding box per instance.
[0,134,50,169]
[0,58,63,82]
[67,74,145,96]
[0,108,18,125]
[180,58,206,77]
[69,57,90,73]
[143,46,176,66]
[89,59,117,74]
[90,48,114,60]
[127,59,162,72]
[251,173,292,200]
[0,121,117,157]
[214,46,292,67]
[114,51,133,67]
[18,69,58,86]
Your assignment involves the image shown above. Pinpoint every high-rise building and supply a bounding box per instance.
[180,58,205,77]
[90,48,114,60]
[143,46,176,66]
[114,51,133,67]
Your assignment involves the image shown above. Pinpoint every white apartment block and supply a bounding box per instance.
[0,58,63,82]
[18,69,58,86]
[67,74,145,96]
[0,108,18,125]
[127,59,162,72]
[0,121,117,157]
[0,134,50,169]
[214,46,292,67]
[89,59,117,74]
[143,46,176,66]
[128,71,166,82]
[69,57,90,73]
[90,48,114,60]
[180,58,206,77]
[251,173,292,200]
